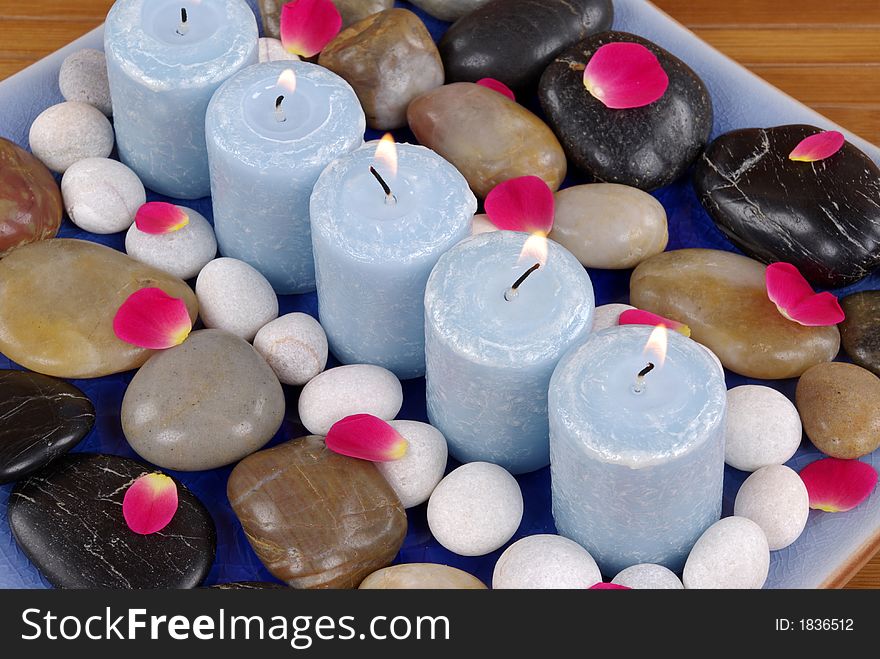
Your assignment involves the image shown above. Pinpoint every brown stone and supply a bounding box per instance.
[796,362,880,459]
[359,563,487,589]
[0,239,198,378]
[0,137,62,257]
[259,0,392,37]
[228,435,407,589]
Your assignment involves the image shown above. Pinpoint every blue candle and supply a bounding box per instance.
[549,325,727,575]
[311,139,476,379]
[424,231,595,474]
[206,62,365,294]
[104,0,258,199]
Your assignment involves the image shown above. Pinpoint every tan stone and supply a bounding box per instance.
[630,249,839,379]
[359,563,487,589]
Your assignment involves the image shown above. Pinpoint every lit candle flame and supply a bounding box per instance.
[517,232,549,267]
[374,133,399,181]
[277,68,297,94]
[643,324,668,369]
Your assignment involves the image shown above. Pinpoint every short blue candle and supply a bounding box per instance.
[424,231,595,474]
[206,62,365,294]
[104,0,258,199]
[311,141,476,379]
[549,325,727,575]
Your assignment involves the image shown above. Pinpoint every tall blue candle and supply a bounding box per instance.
[549,325,727,575]
[311,139,476,379]
[104,0,258,199]
[206,62,365,294]
[424,231,595,474]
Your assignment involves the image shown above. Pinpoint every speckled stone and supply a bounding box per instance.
[725,385,802,472]
[630,249,840,379]
[408,82,567,198]
[683,516,770,589]
[427,462,523,556]
[0,137,62,257]
[0,239,198,379]
[375,420,448,508]
[591,303,635,332]
[540,31,712,191]
[9,453,215,588]
[258,38,299,63]
[611,564,684,589]
[58,49,112,116]
[0,370,94,484]
[253,313,329,386]
[122,329,285,471]
[549,184,668,268]
[439,0,613,93]
[61,157,145,234]
[228,435,407,589]
[259,0,392,36]
[796,362,880,459]
[840,291,880,376]
[196,258,279,341]
[125,206,217,280]
[492,534,601,589]
[734,465,809,551]
[28,101,114,173]
[694,125,880,288]
[359,563,486,589]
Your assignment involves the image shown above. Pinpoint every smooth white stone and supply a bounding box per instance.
[253,313,329,386]
[125,206,217,280]
[409,0,492,21]
[725,385,802,472]
[611,563,684,589]
[58,49,112,116]
[734,465,809,551]
[427,462,523,556]
[376,420,449,508]
[492,534,601,589]
[591,303,635,332]
[298,364,403,436]
[470,213,496,236]
[195,257,279,341]
[258,38,300,63]
[29,101,114,173]
[61,157,144,234]
[683,516,770,589]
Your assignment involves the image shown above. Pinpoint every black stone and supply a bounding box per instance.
[9,453,216,588]
[0,370,94,484]
[693,124,880,288]
[840,291,880,376]
[209,582,286,590]
[439,0,613,94]
[539,31,713,191]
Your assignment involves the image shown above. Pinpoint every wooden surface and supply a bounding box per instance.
[0,0,878,588]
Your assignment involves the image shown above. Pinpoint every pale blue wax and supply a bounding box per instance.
[549,326,728,575]
[424,231,595,474]
[206,62,365,293]
[311,142,476,379]
[104,0,258,199]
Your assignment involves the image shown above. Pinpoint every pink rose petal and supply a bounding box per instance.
[583,42,669,109]
[789,130,845,162]
[765,262,845,326]
[134,202,189,235]
[280,0,342,58]
[122,473,179,535]
[800,458,878,513]
[589,582,631,590]
[476,78,516,102]
[618,309,691,337]
[326,414,408,462]
[113,288,193,350]
[484,176,554,235]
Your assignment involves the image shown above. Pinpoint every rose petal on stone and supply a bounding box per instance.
[583,42,669,110]
[280,0,342,58]
[800,458,878,512]
[326,413,408,462]
[789,130,845,162]
[476,77,515,102]
[134,202,189,235]
[113,287,193,350]
[589,582,631,590]
[618,308,691,337]
[766,262,845,326]
[122,473,179,535]
[484,175,554,235]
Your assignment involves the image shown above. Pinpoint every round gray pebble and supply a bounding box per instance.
[376,420,448,509]
[29,101,114,173]
[725,385,802,472]
[59,49,112,116]
[733,464,809,551]
[492,534,601,589]
[61,157,145,234]
[683,516,770,589]
[611,563,684,589]
[258,38,300,63]
[253,312,328,386]
[592,303,635,332]
[125,206,217,279]
[195,257,279,341]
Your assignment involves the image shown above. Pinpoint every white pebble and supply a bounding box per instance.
[298,364,403,436]
[725,385,802,472]
[195,257,278,341]
[58,49,112,116]
[683,516,770,589]
[734,465,809,551]
[471,214,496,236]
[612,564,683,589]
[591,303,635,332]
[29,101,114,173]
[61,158,145,234]
[492,534,601,589]
[258,38,300,63]
[427,462,523,557]
[253,313,328,386]
[125,206,217,280]
[376,420,448,508]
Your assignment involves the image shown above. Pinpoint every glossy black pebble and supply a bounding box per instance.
[209,582,287,590]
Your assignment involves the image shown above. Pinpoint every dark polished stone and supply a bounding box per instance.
[840,291,880,376]
[0,370,94,484]
[539,31,713,191]
[9,454,216,589]
[439,0,613,94]
[693,124,880,288]
[209,582,287,590]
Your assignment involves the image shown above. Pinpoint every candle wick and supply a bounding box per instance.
[274,95,286,123]
[369,166,397,205]
[632,362,655,394]
[176,7,189,36]
[504,263,541,301]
